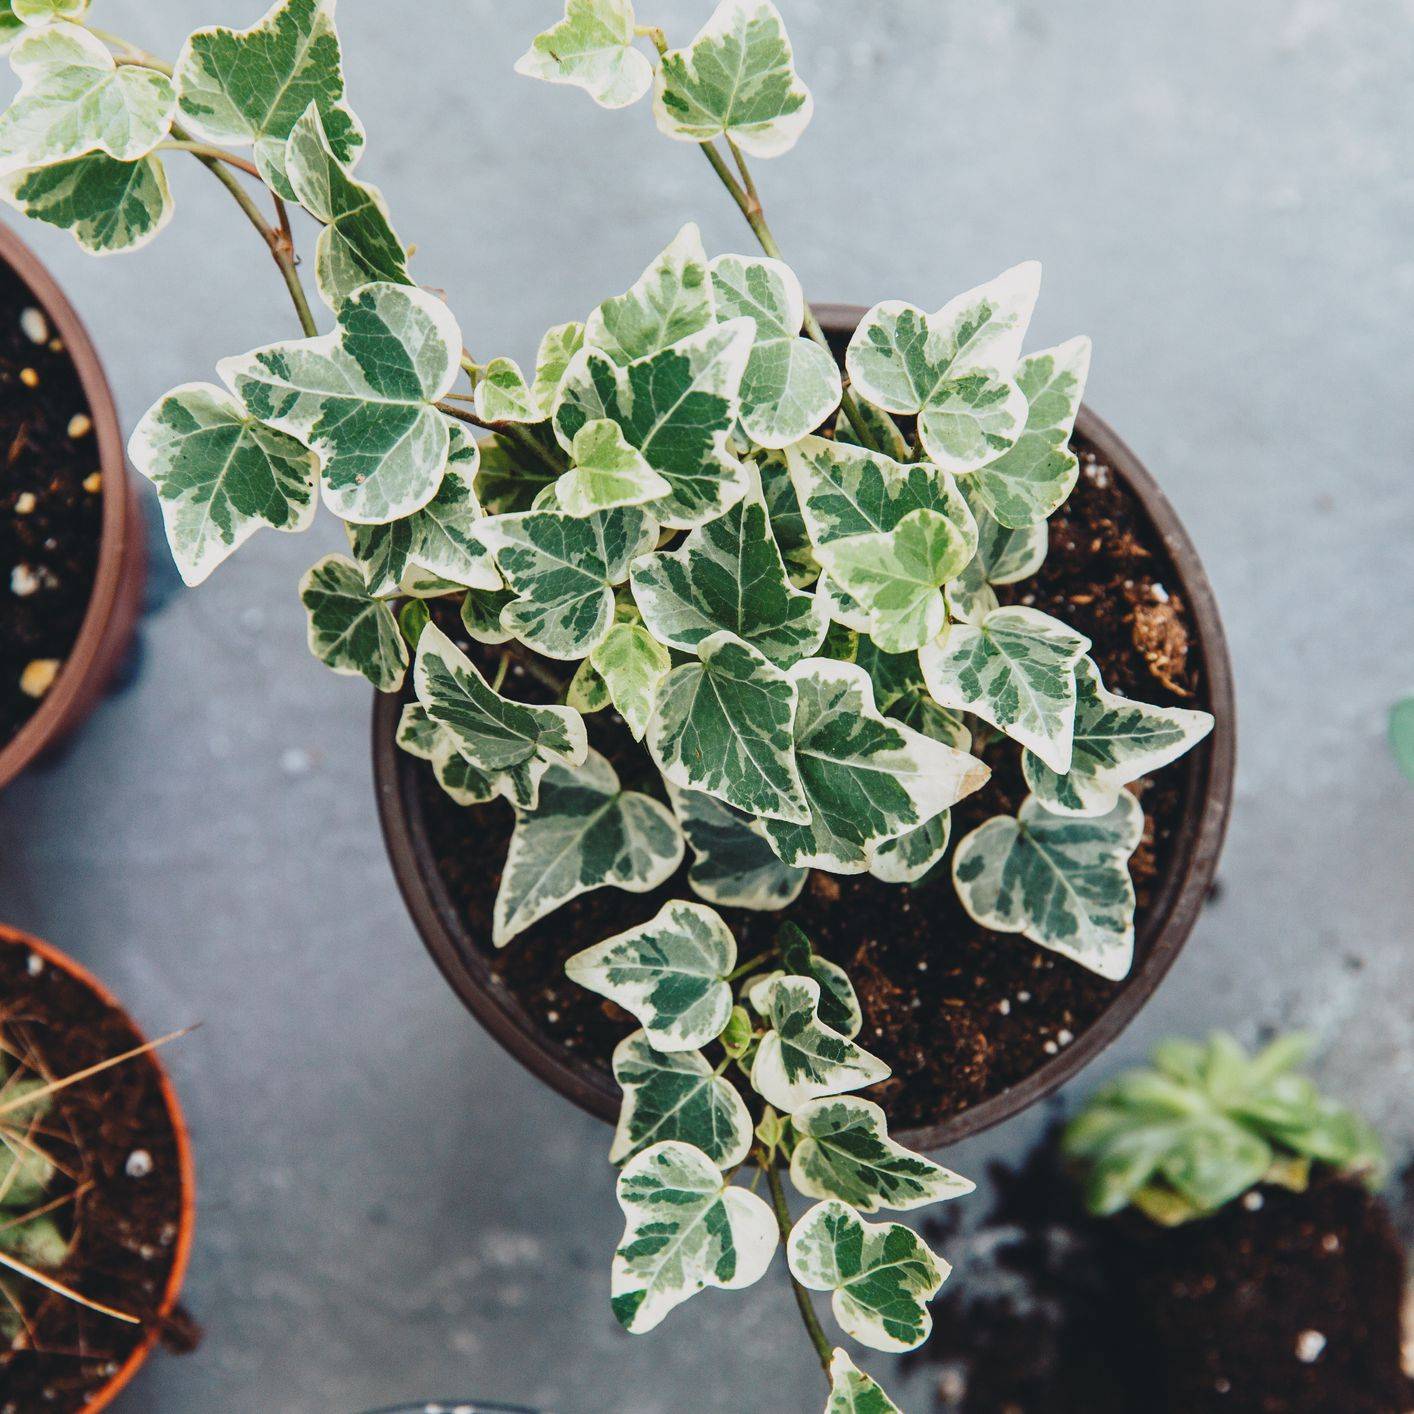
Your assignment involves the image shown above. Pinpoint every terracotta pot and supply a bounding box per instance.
[0,220,146,792]
[372,306,1236,1151]
[0,924,196,1412]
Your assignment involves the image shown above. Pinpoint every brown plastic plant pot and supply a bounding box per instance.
[0,924,196,1412]
[0,218,147,793]
[372,304,1237,1153]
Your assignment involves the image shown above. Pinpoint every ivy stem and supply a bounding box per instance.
[491,653,511,694]
[726,949,774,983]
[760,1146,833,1378]
[157,140,262,178]
[436,402,564,478]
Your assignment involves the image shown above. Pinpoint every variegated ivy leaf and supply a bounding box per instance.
[129,381,317,587]
[175,0,364,201]
[667,782,806,912]
[482,504,657,660]
[299,553,406,690]
[476,431,561,516]
[566,899,736,1051]
[787,1201,948,1353]
[751,975,889,1112]
[556,320,753,529]
[758,450,817,587]
[459,586,516,644]
[952,791,1144,980]
[555,418,669,515]
[532,321,586,412]
[826,1349,901,1414]
[710,254,841,448]
[647,630,809,825]
[1022,656,1213,816]
[12,0,89,28]
[611,1140,776,1334]
[760,659,989,873]
[920,605,1090,773]
[833,396,910,463]
[611,1031,753,1169]
[1,149,173,253]
[584,223,714,365]
[776,922,860,1037]
[494,748,682,945]
[843,635,971,750]
[817,573,871,634]
[414,621,587,809]
[221,281,460,524]
[970,337,1091,529]
[630,495,827,666]
[653,0,813,159]
[284,103,411,310]
[588,614,670,740]
[868,811,950,885]
[0,24,176,175]
[396,701,494,806]
[845,264,1041,474]
[946,487,1050,626]
[790,1096,973,1214]
[473,357,544,425]
[514,0,652,111]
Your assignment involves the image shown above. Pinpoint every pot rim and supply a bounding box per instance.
[0,923,197,1411]
[373,306,1236,1151]
[0,218,138,792]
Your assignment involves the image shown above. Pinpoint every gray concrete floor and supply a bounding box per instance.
[1,1,1411,1410]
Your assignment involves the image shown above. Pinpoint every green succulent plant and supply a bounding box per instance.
[1063,1033,1387,1227]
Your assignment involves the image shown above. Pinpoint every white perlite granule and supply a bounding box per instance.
[19,307,47,345]
[1294,1329,1327,1364]
[10,564,39,597]
[125,1149,154,1178]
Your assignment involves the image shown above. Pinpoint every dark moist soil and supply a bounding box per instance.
[907,1139,1413,1413]
[0,942,193,1413]
[410,431,1209,1132]
[0,260,104,751]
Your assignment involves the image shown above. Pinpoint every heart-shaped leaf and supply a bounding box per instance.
[532,321,586,410]
[175,0,363,200]
[867,811,950,885]
[826,1349,901,1414]
[751,975,889,1112]
[774,922,860,1038]
[221,280,460,524]
[846,264,1040,473]
[10,0,88,30]
[920,605,1090,772]
[788,1201,947,1353]
[612,1140,776,1333]
[611,1031,753,1168]
[647,630,809,825]
[413,621,587,809]
[790,1096,973,1213]
[299,553,406,690]
[653,0,813,158]
[667,782,806,912]
[952,791,1144,979]
[710,254,841,448]
[495,748,682,945]
[473,357,544,425]
[130,381,318,586]
[0,24,175,174]
[1023,656,1213,817]
[1,149,171,253]
[566,899,737,1051]
[555,418,669,515]
[397,701,495,805]
[514,0,652,111]
[631,495,827,665]
[588,614,671,740]
[482,504,657,659]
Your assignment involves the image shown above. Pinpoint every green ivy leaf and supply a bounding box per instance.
[970,337,1091,528]
[175,0,363,201]
[612,1140,776,1334]
[556,320,753,529]
[11,0,89,29]
[751,975,889,1112]
[129,381,318,587]
[514,0,652,110]
[666,782,806,911]
[475,430,561,516]
[790,1096,973,1214]
[1,149,172,253]
[710,254,841,448]
[221,280,460,524]
[397,701,495,806]
[473,356,544,425]
[299,553,406,690]
[787,1200,947,1352]
[555,417,669,515]
[1022,656,1213,817]
[611,1031,753,1169]
[758,450,818,587]
[283,103,411,310]
[775,923,860,1038]
[826,1349,901,1414]
[588,615,671,739]
[630,495,827,665]
[920,605,1090,773]
[0,23,175,173]
[483,504,657,660]
[494,748,682,945]
[413,621,587,809]
[760,659,989,873]
[533,321,586,410]
[567,899,738,1051]
[459,585,517,645]
[647,630,809,825]
[654,0,813,158]
[951,791,1144,980]
[867,811,950,885]
[845,264,1040,473]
